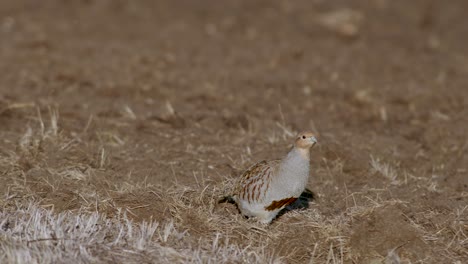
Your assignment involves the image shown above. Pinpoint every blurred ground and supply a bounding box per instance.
[0,0,467,263]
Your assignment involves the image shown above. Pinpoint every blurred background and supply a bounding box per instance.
[1,0,467,185]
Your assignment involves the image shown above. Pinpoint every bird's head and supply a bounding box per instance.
[294,131,318,150]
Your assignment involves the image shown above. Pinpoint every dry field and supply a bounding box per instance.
[0,1,467,263]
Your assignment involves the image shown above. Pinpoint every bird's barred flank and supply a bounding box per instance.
[252,184,258,201]
[264,197,298,211]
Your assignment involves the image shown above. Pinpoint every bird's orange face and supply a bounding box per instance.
[294,131,318,149]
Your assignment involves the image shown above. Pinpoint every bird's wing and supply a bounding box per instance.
[235,160,280,203]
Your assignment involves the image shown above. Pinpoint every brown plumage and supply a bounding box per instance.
[234,160,279,204]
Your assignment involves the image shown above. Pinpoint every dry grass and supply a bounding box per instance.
[0,200,285,263]
[2,1,468,262]
[1,106,467,264]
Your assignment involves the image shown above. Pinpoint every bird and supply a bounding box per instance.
[222,131,318,224]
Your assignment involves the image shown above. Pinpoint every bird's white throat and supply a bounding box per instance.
[273,147,311,195]
[281,147,310,174]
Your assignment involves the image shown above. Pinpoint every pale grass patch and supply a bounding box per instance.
[0,200,282,263]
[96,131,126,147]
[266,123,296,145]
[122,105,137,120]
[18,107,62,155]
[384,248,401,264]
[405,172,444,193]
[370,156,401,185]
[113,180,154,194]
[19,127,33,150]
[56,167,90,181]
[266,131,281,144]
[36,107,59,139]
[47,107,59,137]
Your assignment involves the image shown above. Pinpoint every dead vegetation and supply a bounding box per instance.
[0,106,466,263]
[1,1,468,263]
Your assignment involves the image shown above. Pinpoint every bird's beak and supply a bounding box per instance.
[310,136,317,146]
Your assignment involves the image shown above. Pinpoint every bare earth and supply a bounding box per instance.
[0,1,467,263]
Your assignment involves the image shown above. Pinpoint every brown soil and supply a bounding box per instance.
[1,0,467,263]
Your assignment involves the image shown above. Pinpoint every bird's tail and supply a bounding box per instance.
[218,195,236,204]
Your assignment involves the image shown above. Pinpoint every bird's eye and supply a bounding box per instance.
[302,135,306,139]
